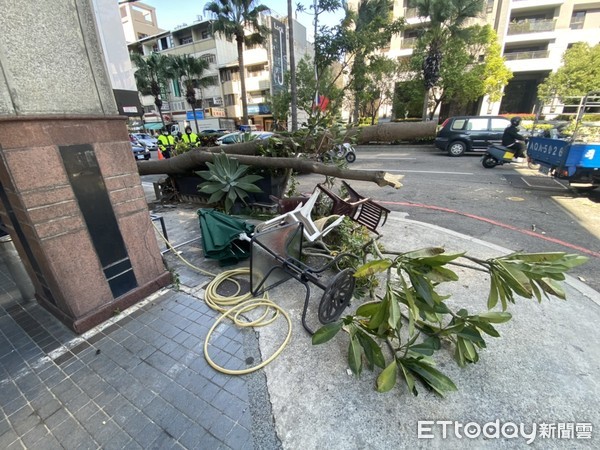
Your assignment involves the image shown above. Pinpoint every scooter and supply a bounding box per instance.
[481,140,536,169]
[320,143,357,163]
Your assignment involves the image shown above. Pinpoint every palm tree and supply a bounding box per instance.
[169,55,216,133]
[130,52,173,127]
[204,0,270,125]
[414,0,485,120]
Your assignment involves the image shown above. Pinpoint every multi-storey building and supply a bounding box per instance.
[351,0,600,118]
[119,1,163,44]
[127,11,310,132]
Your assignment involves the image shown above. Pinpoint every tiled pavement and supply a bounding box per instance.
[0,204,281,449]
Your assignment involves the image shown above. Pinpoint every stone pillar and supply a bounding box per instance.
[0,0,171,332]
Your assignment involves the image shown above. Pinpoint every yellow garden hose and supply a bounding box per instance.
[153,221,292,374]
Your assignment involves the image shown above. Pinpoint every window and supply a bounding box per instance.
[221,70,231,82]
[224,94,236,106]
[137,33,148,40]
[172,80,181,98]
[491,118,509,132]
[201,30,211,39]
[465,118,489,131]
[570,11,585,29]
[450,119,466,131]
[486,0,494,13]
[247,65,265,78]
[201,53,216,64]
[179,36,193,45]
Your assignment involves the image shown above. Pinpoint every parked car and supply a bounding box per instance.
[435,116,511,156]
[200,129,229,135]
[216,131,274,146]
[132,133,159,151]
[131,143,150,160]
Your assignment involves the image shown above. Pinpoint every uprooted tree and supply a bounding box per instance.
[136,122,437,189]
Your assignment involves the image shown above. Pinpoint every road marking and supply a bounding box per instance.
[360,169,474,175]
[380,200,600,258]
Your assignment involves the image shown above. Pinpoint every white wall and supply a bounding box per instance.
[92,0,137,92]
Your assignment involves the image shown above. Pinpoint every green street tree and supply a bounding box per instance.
[130,52,174,127]
[169,55,216,133]
[356,55,399,124]
[204,0,270,126]
[348,0,403,124]
[537,43,600,101]
[412,0,485,120]
[287,0,298,131]
[410,25,512,119]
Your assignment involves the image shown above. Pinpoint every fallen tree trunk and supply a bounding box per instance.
[137,150,403,188]
[349,121,437,144]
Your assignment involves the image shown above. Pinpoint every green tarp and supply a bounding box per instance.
[198,209,255,266]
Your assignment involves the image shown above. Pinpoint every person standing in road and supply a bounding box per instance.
[181,126,199,146]
[502,116,527,161]
[157,128,175,159]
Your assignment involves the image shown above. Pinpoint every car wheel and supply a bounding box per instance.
[482,155,498,168]
[145,155,151,160]
[345,152,356,163]
[447,141,467,156]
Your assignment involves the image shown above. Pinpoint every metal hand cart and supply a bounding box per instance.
[250,222,356,334]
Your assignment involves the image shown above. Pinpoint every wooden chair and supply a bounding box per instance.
[317,181,390,235]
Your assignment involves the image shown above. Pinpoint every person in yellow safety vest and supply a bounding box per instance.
[181,126,199,146]
[157,128,175,159]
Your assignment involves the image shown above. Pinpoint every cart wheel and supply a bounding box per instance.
[318,269,355,324]
[482,155,498,168]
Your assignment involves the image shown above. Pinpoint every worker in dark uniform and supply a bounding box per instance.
[502,116,527,161]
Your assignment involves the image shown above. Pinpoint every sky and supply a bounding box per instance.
[137,0,343,41]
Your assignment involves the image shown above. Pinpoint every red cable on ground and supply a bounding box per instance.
[380,200,600,259]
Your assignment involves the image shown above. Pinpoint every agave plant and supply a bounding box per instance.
[196,152,263,214]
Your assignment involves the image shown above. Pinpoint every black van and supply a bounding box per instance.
[435,116,511,156]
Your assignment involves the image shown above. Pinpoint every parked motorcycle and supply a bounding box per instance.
[320,143,357,163]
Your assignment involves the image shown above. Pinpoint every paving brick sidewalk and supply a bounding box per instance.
[0,204,281,449]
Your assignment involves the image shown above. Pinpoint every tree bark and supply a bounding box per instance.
[237,36,249,126]
[348,121,437,144]
[137,148,403,188]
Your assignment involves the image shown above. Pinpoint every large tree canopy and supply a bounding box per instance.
[537,43,600,101]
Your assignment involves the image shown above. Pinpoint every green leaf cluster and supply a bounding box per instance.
[196,152,263,214]
[313,248,587,397]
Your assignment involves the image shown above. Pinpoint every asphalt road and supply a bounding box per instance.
[294,144,600,293]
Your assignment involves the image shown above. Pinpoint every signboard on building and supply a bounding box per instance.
[210,107,226,117]
[271,18,287,94]
[186,110,205,120]
[248,104,271,115]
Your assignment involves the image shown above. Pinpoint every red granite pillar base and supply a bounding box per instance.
[0,115,171,333]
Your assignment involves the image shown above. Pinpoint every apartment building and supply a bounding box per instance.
[352,0,600,117]
[127,9,310,132]
[119,1,163,44]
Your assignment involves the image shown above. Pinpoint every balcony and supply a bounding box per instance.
[504,50,549,61]
[511,0,564,11]
[401,37,417,49]
[507,19,556,35]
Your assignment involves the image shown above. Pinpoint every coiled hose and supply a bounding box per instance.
[154,222,292,374]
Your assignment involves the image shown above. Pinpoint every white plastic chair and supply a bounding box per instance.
[255,189,345,243]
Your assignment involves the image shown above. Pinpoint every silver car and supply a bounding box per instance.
[132,133,159,151]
